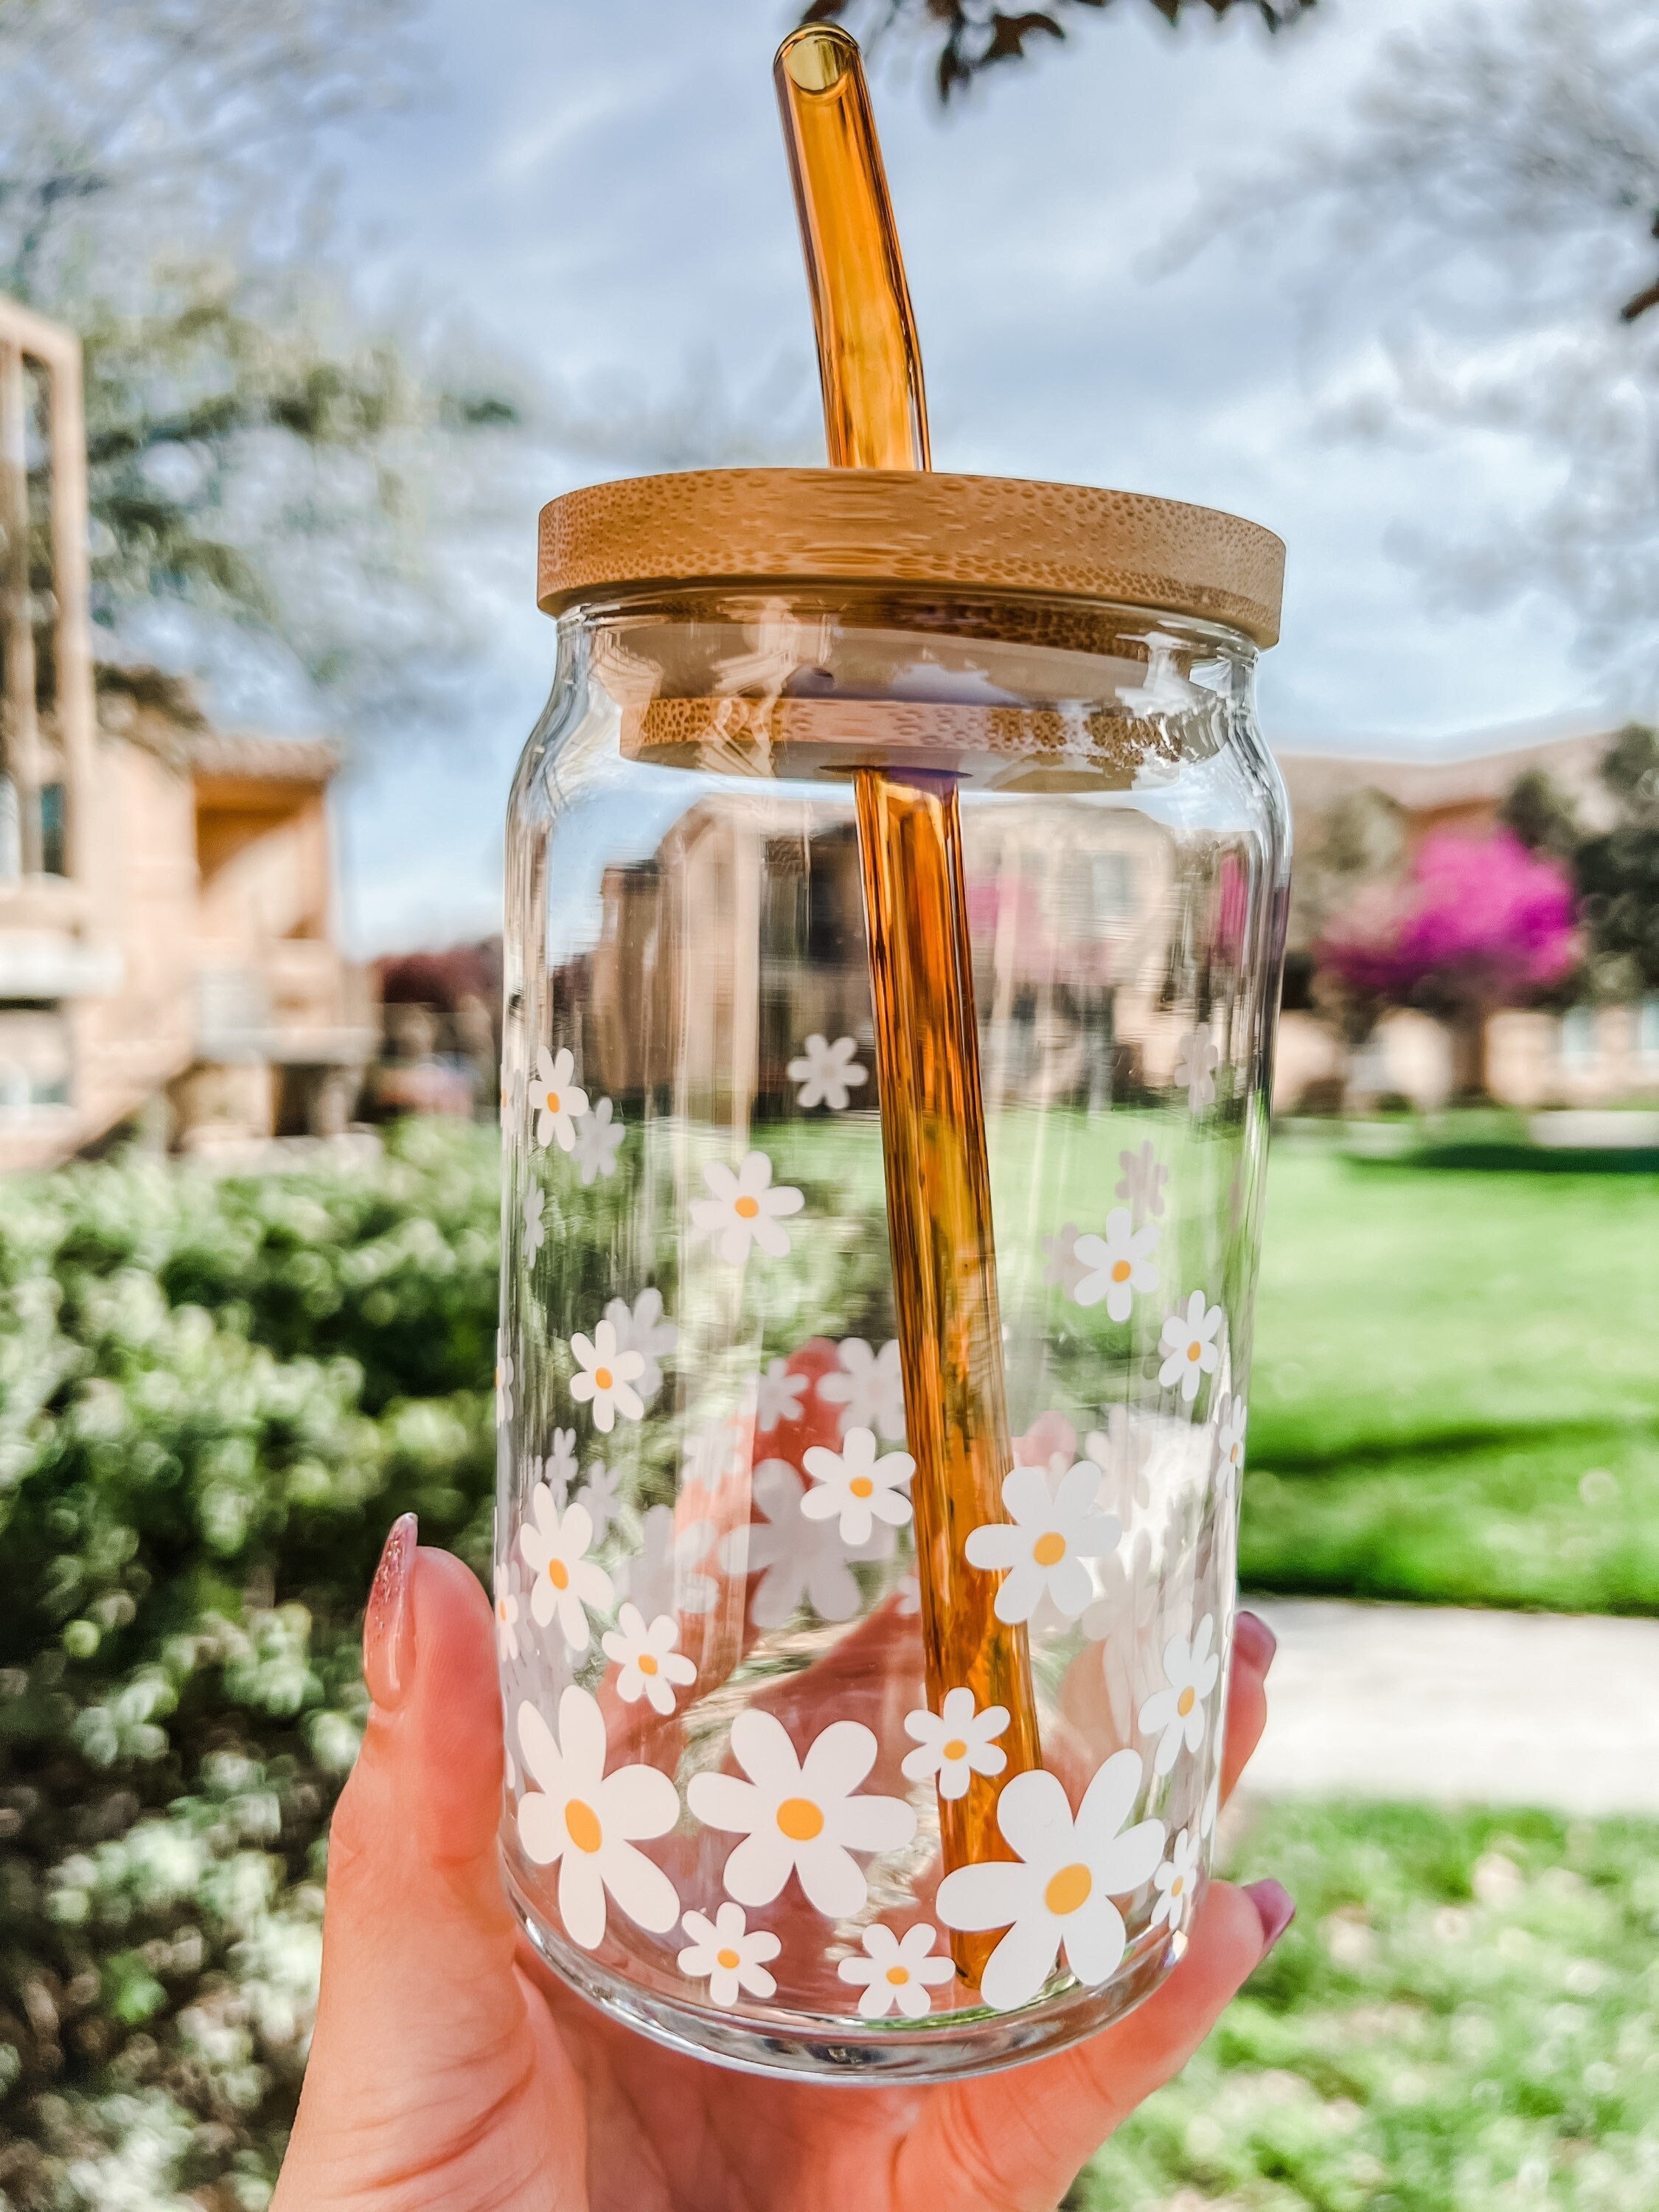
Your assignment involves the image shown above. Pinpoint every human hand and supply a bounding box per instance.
[273,1517,1289,2212]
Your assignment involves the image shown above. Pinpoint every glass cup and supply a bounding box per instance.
[495,467,1289,2079]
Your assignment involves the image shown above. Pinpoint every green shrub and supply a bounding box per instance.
[0,1121,499,2211]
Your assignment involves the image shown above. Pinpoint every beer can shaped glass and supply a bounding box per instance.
[495,467,1289,2079]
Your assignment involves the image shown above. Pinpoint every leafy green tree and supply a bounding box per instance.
[1576,724,1659,997]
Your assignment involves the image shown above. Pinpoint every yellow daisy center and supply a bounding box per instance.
[1111,1259,1132,1282]
[1044,1863,1093,1916]
[1177,1686,1196,1717]
[544,1089,560,1113]
[594,1365,613,1391]
[497,1598,509,1621]
[638,1652,658,1676]
[942,1738,968,1761]
[565,1799,602,1854]
[734,1194,760,1220]
[776,1796,824,1842]
[717,1947,741,1970]
[1171,1874,1185,1896]
[1033,1531,1067,1568]
[548,1559,570,1591]
[1187,1342,1202,1362]
[849,1475,874,1498]
[886,1964,910,1986]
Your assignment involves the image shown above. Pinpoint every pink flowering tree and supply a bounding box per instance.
[1318,830,1579,1094]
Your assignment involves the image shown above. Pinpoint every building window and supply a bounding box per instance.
[0,1007,71,1111]
[1639,997,1659,1067]
[39,782,65,876]
[1559,1006,1598,1071]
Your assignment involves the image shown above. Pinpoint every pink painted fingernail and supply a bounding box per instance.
[1245,1878,1295,1954]
[1234,1610,1278,1674]
[365,1513,417,1709]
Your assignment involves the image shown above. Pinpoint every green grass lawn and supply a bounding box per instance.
[1241,1147,1659,1613]
[1083,1801,1659,2212]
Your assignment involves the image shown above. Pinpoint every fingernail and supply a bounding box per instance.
[1245,1878,1295,1954]
[365,1513,417,1709]
[1234,1609,1278,1674]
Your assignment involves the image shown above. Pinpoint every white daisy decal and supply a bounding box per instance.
[754,1356,807,1434]
[935,1753,1165,2014]
[602,1603,698,1716]
[786,1032,869,1112]
[1115,1140,1168,1226]
[516,1690,679,1950]
[574,1459,622,1544]
[1138,1615,1221,1775]
[686,1710,917,1918]
[1214,1391,1248,1487]
[720,1459,888,1629]
[518,1486,614,1653]
[801,1427,914,1545]
[522,1180,547,1262]
[678,1903,780,2008]
[1151,1826,1200,1935]
[838,1923,955,2020]
[616,1502,719,1621]
[1042,1223,1089,1298]
[493,1561,521,1663]
[1082,1405,1152,1518]
[1173,1023,1220,1112]
[1071,1208,1161,1322]
[602,1289,678,1405]
[901,1686,1009,1801]
[532,1046,589,1152]
[568,1317,646,1433]
[963,1463,1122,1625]
[495,1331,514,1427]
[572,1096,625,1185]
[817,1337,905,1441]
[546,1426,578,1506]
[1158,1293,1225,1403]
[690,1151,804,1264]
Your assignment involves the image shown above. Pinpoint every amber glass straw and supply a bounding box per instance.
[775,24,1041,1982]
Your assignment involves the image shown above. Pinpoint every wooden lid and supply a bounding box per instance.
[538,467,1284,648]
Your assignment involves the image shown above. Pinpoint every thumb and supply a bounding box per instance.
[274,1517,578,2212]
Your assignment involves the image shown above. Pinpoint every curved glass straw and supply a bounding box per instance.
[776,25,1042,1986]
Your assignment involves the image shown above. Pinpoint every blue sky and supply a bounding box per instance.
[326,0,1596,953]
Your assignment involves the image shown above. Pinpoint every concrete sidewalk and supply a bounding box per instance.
[1240,1598,1659,1815]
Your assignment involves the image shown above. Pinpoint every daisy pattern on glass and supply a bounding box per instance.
[1138,1615,1221,1775]
[801,1427,914,1546]
[516,1689,679,1950]
[935,1753,1165,2014]
[1114,1140,1168,1227]
[575,1459,622,1544]
[677,1903,780,2008]
[616,1502,719,1621]
[518,1486,614,1653]
[1041,1222,1089,1299]
[531,1046,589,1152]
[568,1318,646,1433]
[1071,1208,1161,1322]
[754,1356,808,1434]
[786,1032,868,1112]
[686,1710,917,1919]
[602,1289,678,1405]
[720,1460,886,1630]
[546,1427,578,1506]
[690,1151,804,1264]
[572,1096,625,1186]
[1158,1293,1225,1403]
[522,1180,547,1262]
[1083,1405,1153,1519]
[601,1603,697,1717]
[838,1924,955,2020]
[901,1687,1009,1801]
[1172,1023,1220,1112]
[817,1337,906,1441]
[1150,1826,1200,1937]
[964,1463,1122,1626]
[1214,1391,1248,1489]
[495,1332,514,1427]
[493,1561,521,1663]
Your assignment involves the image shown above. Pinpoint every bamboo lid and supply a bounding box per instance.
[538,467,1284,649]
